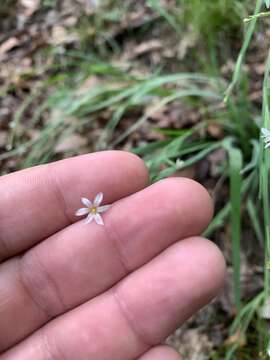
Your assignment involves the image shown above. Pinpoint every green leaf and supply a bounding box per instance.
[224,141,243,313]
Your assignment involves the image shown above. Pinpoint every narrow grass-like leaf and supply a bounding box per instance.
[226,143,243,312]
[240,139,260,175]
[260,49,270,300]
[224,0,263,102]
[147,0,181,34]
[247,198,264,246]
[244,10,270,22]
[112,88,220,147]
[225,292,265,360]
[204,170,255,238]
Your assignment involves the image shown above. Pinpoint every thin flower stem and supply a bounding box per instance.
[244,11,270,23]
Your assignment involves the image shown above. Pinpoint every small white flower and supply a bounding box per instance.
[261,127,270,148]
[176,158,184,168]
[75,192,111,225]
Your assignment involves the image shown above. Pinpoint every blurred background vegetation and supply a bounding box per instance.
[1,0,270,358]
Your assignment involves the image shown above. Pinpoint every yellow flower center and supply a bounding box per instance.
[90,206,97,214]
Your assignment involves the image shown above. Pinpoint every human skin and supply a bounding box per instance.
[0,151,226,360]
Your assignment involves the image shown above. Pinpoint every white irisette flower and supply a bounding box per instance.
[75,192,111,225]
[261,127,270,149]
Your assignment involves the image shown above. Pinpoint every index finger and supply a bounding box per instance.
[0,151,148,261]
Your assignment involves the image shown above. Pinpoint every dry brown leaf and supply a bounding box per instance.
[50,26,78,45]
[168,328,213,360]
[207,123,224,139]
[225,329,246,347]
[0,132,8,148]
[54,134,87,153]
[177,32,198,59]
[169,165,196,179]
[21,0,40,16]
[133,39,162,57]
[77,76,102,95]
[0,37,19,56]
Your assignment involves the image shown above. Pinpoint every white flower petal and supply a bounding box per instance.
[75,207,89,216]
[261,127,270,137]
[85,213,94,224]
[94,213,104,225]
[94,192,103,206]
[97,205,111,213]
[81,197,92,207]
[261,128,270,149]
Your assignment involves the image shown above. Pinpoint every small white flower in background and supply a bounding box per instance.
[75,193,111,225]
[261,127,270,149]
[176,158,184,168]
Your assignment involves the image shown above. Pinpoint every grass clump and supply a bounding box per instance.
[180,0,248,39]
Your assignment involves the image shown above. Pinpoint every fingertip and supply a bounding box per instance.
[138,345,182,360]
[183,178,214,219]
[103,150,149,188]
[156,177,214,232]
[114,236,226,345]
[122,151,150,187]
[179,236,226,299]
[203,238,227,294]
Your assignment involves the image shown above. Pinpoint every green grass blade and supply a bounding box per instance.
[204,203,230,239]
[261,49,270,300]
[112,88,220,147]
[204,170,255,238]
[247,198,264,246]
[224,0,263,102]
[225,291,265,359]
[147,0,180,34]
[226,143,243,312]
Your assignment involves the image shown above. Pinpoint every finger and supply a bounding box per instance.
[138,346,182,360]
[0,178,213,350]
[1,237,225,360]
[0,151,148,261]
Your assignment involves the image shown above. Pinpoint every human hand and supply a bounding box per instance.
[0,151,225,360]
